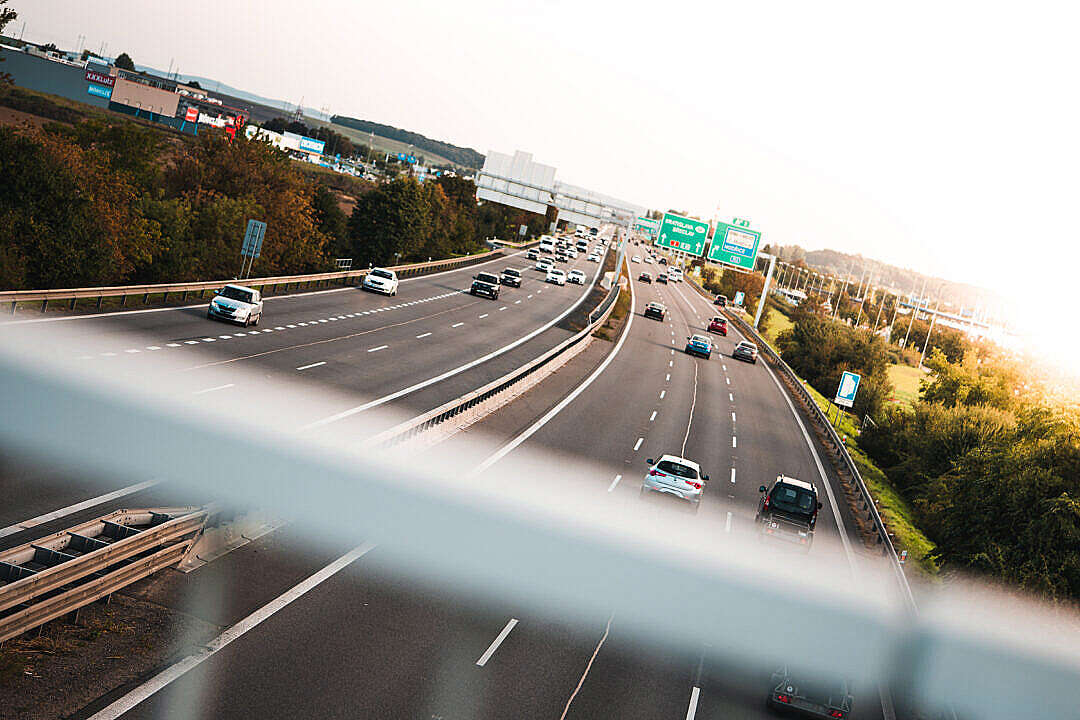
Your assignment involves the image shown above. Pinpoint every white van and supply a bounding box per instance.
[669,267,684,283]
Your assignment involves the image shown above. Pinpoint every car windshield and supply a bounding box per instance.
[477,274,499,283]
[771,484,816,513]
[371,269,394,280]
[657,460,698,479]
[712,317,723,323]
[692,336,708,344]
[504,269,520,276]
[220,287,253,302]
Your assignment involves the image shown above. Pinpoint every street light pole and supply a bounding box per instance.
[903,277,927,349]
[919,297,940,368]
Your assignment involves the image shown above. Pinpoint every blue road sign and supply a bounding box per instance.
[241,219,267,259]
[733,291,745,306]
[835,371,861,408]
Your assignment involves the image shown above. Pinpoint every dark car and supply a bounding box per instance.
[657,273,668,284]
[659,257,667,265]
[684,334,712,359]
[470,272,501,300]
[639,272,653,283]
[500,268,523,287]
[756,475,822,548]
[707,316,727,335]
[714,294,728,307]
[733,340,758,364]
[767,666,854,718]
[644,301,666,321]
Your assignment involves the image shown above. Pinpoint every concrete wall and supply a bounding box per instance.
[111,77,179,116]
[0,48,113,109]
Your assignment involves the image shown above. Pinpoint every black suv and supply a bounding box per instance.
[471,272,501,300]
[756,476,822,549]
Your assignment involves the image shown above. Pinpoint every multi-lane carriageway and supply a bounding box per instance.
[0,240,609,536]
[2,239,885,720]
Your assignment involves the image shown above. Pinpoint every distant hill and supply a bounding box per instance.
[768,244,1002,312]
[331,115,484,170]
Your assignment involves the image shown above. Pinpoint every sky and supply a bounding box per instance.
[14,0,1080,357]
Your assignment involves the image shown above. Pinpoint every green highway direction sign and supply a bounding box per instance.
[656,213,708,256]
[635,216,660,237]
[707,220,762,270]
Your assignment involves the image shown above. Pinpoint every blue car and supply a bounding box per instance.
[684,334,712,359]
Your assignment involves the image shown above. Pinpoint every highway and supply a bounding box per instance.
[0,239,611,541]
[51,244,886,720]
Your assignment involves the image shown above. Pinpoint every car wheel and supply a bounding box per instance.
[242,317,249,328]
[207,310,213,319]
[253,314,260,326]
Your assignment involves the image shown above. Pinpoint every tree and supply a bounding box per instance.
[188,80,201,89]
[0,0,16,85]
[114,52,135,71]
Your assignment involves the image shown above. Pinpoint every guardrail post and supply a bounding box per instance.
[142,293,150,305]
[180,291,187,302]
[68,298,76,311]
[163,292,169,303]
[120,295,127,308]
[97,295,104,309]
[40,300,47,313]
[10,301,16,315]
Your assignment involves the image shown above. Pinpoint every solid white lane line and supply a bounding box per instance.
[367,345,389,353]
[608,474,622,492]
[478,313,489,319]
[731,468,736,483]
[87,544,375,720]
[475,618,519,667]
[473,265,636,473]
[193,383,234,395]
[732,436,737,448]
[559,614,614,720]
[725,513,732,534]
[681,362,700,457]
[649,411,657,422]
[296,361,326,371]
[0,480,162,539]
[633,437,644,451]
[416,332,432,339]
[451,322,465,328]
[660,390,666,400]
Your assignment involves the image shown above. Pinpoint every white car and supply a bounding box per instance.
[631,255,642,263]
[567,269,586,285]
[588,253,601,263]
[644,256,654,264]
[363,267,399,295]
[546,268,567,286]
[641,454,709,509]
[536,257,554,272]
[208,284,263,327]
[567,248,578,259]
[669,267,683,282]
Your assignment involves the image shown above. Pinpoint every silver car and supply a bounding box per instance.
[641,454,709,509]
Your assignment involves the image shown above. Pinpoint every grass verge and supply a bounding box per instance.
[800,380,938,578]
[887,363,924,408]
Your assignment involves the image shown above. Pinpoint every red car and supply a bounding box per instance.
[708,316,727,335]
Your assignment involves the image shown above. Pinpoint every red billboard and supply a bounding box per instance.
[184,106,199,122]
[85,69,115,87]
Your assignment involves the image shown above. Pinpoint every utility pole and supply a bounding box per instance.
[872,289,887,334]
[833,264,851,319]
[754,253,777,329]
[903,277,927,349]
[919,297,940,367]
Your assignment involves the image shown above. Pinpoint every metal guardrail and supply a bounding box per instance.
[0,507,208,642]
[366,268,624,449]
[1,248,515,314]
[685,277,916,610]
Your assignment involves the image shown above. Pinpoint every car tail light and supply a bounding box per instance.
[686,481,702,489]
[776,694,791,704]
[649,470,664,477]
[763,495,770,510]
[829,711,844,718]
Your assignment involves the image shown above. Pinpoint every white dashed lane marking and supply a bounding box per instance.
[193,383,234,395]
[730,468,736,483]
[607,474,622,492]
[633,438,644,451]
[296,362,326,371]
[367,345,389,353]
[416,332,432,339]
[660,390,666,400]
[479,314,489,319]
[451,322,465,328]
[732,436,737,448]
[649,411,657,422]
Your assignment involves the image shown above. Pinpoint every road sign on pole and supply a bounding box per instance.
[707,220,762,271]
[241,220,267,259]
[635,216,660,238]
[518,224,528,238]
[834,371,861,408]
[655,213,708,256]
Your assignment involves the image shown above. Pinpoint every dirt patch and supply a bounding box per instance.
[0,106,51,128]
[0,588,219,720]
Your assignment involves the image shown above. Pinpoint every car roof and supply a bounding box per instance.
[503,267,520,273]
[656,454,701,471]
[776,475,815,491]
[569,269,584,274]
[690,334,709,342]
[647,301,665,308]
[711,316,724,322]
[737,340,757,347]
[223,283,255,292]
